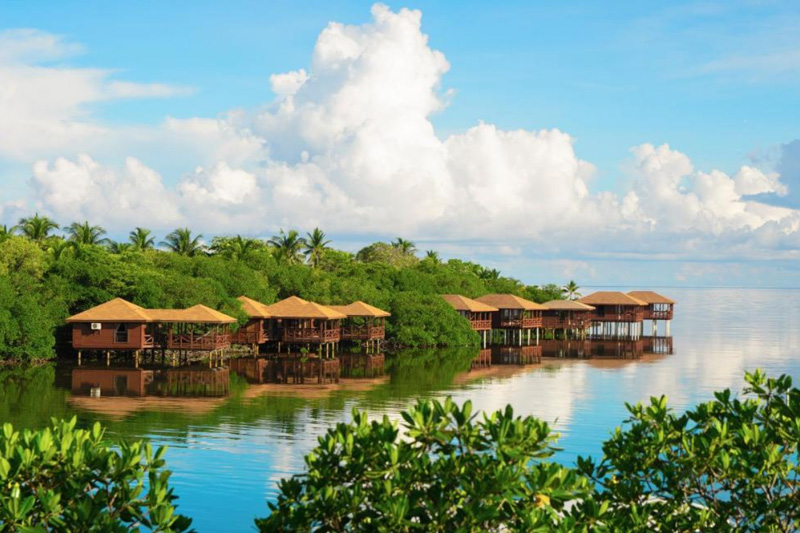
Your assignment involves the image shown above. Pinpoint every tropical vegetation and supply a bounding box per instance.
[0,417,192,532]
[260,370,800,532]
[0,216,564,362]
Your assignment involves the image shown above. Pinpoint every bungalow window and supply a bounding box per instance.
[115,323,129,343]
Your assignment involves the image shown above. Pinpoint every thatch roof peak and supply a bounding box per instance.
[474,293,546,311]
[441,294,498,313]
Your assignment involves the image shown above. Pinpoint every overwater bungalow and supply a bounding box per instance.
[265,296,346,354]
[441,294,497,347]
[233,296,273,349]
[541,300,596,338]
[147,305,236,351]
[474,294,545,345]
[327,301,390,352]
[66,298,237,364]
[578,291,647,339]
[66,298,159,364]
[628,290,675,335]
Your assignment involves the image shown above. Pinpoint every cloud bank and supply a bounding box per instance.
[4,5,800,264]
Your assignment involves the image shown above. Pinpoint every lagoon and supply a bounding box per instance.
[2,287,800,532]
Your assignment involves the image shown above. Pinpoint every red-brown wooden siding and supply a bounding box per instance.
[72,322,151,350]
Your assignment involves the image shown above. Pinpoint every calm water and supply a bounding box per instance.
[3,288,800,532]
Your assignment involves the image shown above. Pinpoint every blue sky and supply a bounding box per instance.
[1,1,799,286]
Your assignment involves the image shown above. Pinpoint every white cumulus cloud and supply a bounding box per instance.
[4,4,800,264]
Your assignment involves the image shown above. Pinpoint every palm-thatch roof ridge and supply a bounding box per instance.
[66,298,152,323]
[578,291,647,306]
[441,295,499,313]
[627,291,675,305]
[474,294,546,311]
[542,300,596,311]
[265,296,347,320]
[327,301,391,318]
[237,296,273,318]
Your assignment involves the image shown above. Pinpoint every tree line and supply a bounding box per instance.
[0,214,571,362]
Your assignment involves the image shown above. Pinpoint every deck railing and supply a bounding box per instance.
[542,315,591,330]
[167,332,231,350]
[341,325,385,340]
[643,308,673,320]
[282,327,341,343]
[469,319,492,331]
[497,316,542,329]
[589,308,645,322]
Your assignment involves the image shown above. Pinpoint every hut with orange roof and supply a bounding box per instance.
[578,291,647,339]
[475,293,545,345]
[628,290,676,336]
[66,298,237,365]
[541,299,596,339]
[148,305,236,352]
[233,296,273,350]
[327,301,390,353]
[265,296,346,356]
[441,295,497,348]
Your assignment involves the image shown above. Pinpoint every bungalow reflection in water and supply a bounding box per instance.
[71,366,230,397]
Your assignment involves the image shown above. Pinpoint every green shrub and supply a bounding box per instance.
[257,398,595,532]
[0,417,192,532]
[579,369,800,532]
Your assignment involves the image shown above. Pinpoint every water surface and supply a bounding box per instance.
[2,288,799,532]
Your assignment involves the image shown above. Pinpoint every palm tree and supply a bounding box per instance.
[0,224,12,244]
[109,241,133,254]
[392,237,417,256]
[16,214,59,242]
[268,229,306,265]
[304,228,331,268]
[562,280,581,300]
[425,250,441,264]
[478,267,501,281]
[216,235,260,260]
[47,239,73,261]
[128,227,155,250]
[66,221,109,245]
[161,228,205,256]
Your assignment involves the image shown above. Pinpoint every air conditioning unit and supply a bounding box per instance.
[90,323,102,331]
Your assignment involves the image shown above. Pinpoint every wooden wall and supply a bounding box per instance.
[72,322,147,350]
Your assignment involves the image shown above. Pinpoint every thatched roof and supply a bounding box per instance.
[441,295,498,313]
[237,296,273,318]
[578,291,647,306]
[67,298,151,322]
[627,291,675,305]
[327,301,391,318]
[474,294,546,311]
[66,298,152,323]
[148,305,236,324]
[542,300,596,311]
[265,296,347,320]
[67,298,237,324]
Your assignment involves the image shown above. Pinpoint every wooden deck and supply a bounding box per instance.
[341,325,385,341]
[282,327,341,343]
[167,331,231,350]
